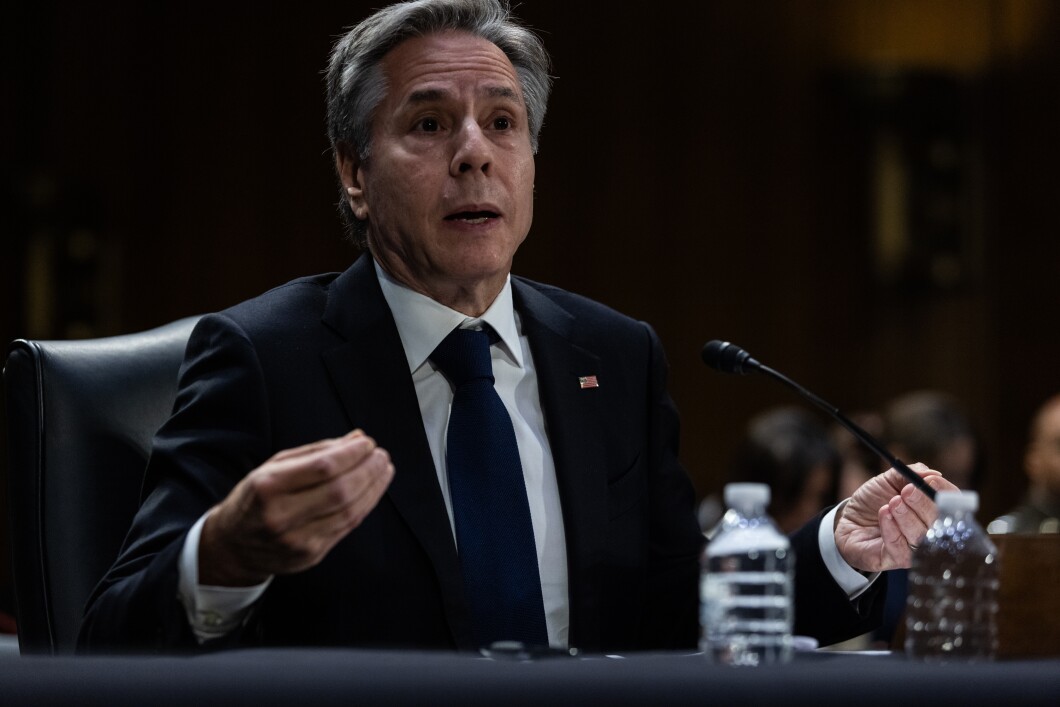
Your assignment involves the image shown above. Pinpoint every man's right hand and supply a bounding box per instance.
[198,429,395,586]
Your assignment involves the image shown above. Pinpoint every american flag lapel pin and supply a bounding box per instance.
[578,375,599,389]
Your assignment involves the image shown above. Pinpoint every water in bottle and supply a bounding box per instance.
[701,483,794,666]
[905,490,999,661]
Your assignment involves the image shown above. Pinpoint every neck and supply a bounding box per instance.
[372,255,506,317]
[429,283,503,317]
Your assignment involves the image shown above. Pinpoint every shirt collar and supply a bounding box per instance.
[374,260,523,373]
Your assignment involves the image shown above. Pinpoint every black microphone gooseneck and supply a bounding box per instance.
[701,340,937,501]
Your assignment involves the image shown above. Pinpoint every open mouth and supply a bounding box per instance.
[444,210,499,225]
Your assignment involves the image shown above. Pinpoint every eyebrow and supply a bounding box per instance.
[408,88,446,104]
[485,86,518,100]
[406,85,519,104]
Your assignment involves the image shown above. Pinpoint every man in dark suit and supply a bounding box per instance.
[79,0,953,654]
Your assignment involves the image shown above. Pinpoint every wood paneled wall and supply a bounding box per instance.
[5,4,1060,610]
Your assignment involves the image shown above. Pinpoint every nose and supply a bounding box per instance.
[450,119,491,177]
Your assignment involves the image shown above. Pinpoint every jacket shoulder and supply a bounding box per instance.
[513,276,647,333]
[218,273,340,332]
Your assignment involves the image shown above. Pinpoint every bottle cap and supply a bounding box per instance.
[724,482,770,509]
[935,490,979,513]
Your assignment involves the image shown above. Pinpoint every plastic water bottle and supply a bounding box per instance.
[905,490,999,661]
[701,483,794,666]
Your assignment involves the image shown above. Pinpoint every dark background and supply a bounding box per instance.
[4,1,1060,628]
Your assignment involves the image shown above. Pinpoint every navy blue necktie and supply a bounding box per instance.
[431,326,548,647]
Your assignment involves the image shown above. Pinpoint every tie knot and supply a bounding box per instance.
[431,327,495,386]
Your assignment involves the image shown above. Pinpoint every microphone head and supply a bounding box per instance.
[701,340,759,375]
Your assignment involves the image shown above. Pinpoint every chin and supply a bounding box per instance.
[448,246,514,272]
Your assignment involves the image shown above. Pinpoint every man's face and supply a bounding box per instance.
[343,31,535,311]
[1027,401,1060,498]
[934,435,977,491]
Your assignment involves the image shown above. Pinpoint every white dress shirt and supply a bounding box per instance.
[179,263,570,646]
[373,263,570,647]
[177,264,873,644]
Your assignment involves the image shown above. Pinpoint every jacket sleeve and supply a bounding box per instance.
[640,323,706,650]
[78,314,273,653]
[637,321,884,651]
[790,508,886,646]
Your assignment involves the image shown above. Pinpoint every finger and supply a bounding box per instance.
[878,503,902,544]
[262,446,393,536]
[881,462,942,494]
[906,462,944,486]
[878,504,911,568]
[896,475,954,536]
[259,435,379,494]
[275,455,395,564]
[269,428,366,463]
[901,473,945,511]
[330,454,395,532]
[301,447,394,524]
[269,434,349,463]
[888,493,930,547]
[924,472,959,495]
[223,451,394,575]
[232,438,382,540]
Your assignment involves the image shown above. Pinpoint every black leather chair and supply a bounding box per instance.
[3,316,201,654]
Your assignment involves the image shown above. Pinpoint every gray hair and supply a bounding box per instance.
[325,0,553,246]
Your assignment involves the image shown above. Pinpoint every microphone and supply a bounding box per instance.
[701,340,936,501]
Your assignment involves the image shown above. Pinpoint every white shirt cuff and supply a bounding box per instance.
[818,502,879,600]
[178,513,272,642]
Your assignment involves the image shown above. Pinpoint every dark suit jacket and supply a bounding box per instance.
[78,255,881,653]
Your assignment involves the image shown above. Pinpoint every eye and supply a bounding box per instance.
[492,116,512,131]
[415,117,440,132]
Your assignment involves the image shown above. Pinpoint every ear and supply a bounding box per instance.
[335,142,369,221]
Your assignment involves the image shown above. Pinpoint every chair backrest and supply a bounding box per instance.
[3,316,201,654]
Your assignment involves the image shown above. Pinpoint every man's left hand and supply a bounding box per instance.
[834,463,959,573]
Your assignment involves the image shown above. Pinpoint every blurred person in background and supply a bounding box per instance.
[884,391,983,493]
[874,390,984,647]
[989,394,1060,535]
[701,406,841,536]
[831,411,886,501]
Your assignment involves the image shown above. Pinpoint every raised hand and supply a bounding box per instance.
[834,463,959,573]
[198,429,395,586]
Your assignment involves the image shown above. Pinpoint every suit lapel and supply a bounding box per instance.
[320,256,474,649]
[513,280,608,651]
